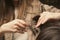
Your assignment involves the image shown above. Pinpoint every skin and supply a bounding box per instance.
[0,19,28,35]
[0,0,28,35]
[36,12,60,27]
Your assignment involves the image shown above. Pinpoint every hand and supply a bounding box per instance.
[36,12,60,27]
[0,19,28,33]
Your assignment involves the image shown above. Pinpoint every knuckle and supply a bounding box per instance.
[13,21,19,25]
[15,19,20,21]
[20,20,25,22]
[14,26,18,28]
[13,29,17,32]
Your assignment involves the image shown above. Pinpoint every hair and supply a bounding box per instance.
[33,15,60,40]
[39,0,60,9]
[36,20,60,40]
[0,0,15,25]
[0,0,33,40]
[0,0,33,25]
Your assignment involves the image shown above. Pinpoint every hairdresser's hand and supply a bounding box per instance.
[36,12,60,27]
[0,19,28,33]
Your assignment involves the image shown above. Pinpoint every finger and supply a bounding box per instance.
[41,18,48,24]
[15,22,26,28]
[16,29,25,33]
[35,15,45,27]
[11,29,18,33]
[10,29,21,33]
[18,19,28,26]
[14,26,21,30]
[14,24,26,32]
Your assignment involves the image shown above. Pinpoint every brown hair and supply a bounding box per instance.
[0,0,33,25]
[36,20,60,40]
[16,0,33,19]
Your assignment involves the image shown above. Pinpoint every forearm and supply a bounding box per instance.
[40,12,60,19]
[56,13,60,19]
[53,13,60,19]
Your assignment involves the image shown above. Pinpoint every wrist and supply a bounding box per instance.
[54,13,60,19]
[50,13,60,19]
